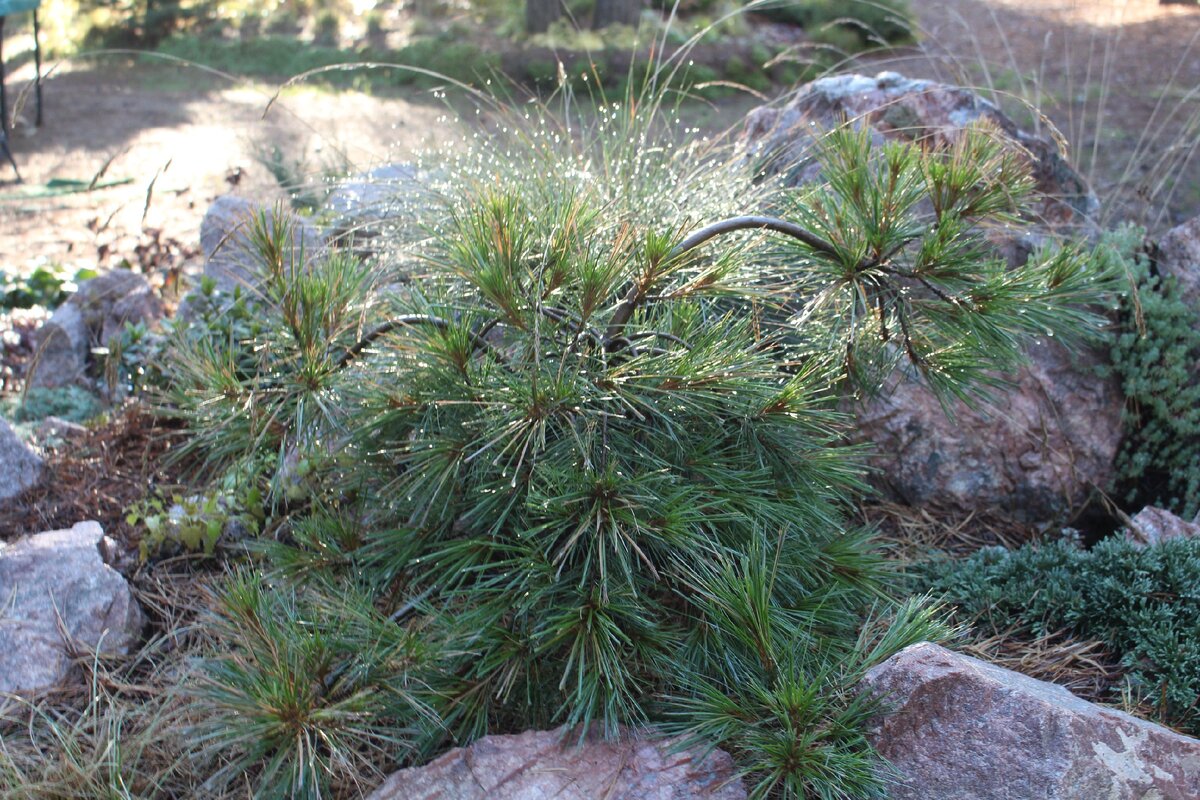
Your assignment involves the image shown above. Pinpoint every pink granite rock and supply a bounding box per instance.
[863,642,1200,799]
[1126,505,1200,546]
[30,270,164,389]
[367,726,746,800]
[850,339,1123,525]
[742,72,1120,523]
[0,521,144,695]
[740,71,1098,228]
[1157,214,1200,310]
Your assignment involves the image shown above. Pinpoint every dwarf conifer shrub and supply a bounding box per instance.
[163,90,1114,797]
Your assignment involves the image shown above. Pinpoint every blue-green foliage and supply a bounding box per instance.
[3,386,103,424]
[1100,225,1200,518]
[914,535,1200,735]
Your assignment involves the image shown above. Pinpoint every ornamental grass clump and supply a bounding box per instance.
[159,79,1116,798]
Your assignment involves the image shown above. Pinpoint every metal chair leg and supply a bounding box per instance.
[0,14,8,138]
[0,13,23,181]
[32,9,40,126]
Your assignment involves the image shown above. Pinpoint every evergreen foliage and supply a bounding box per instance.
[157,85,1115,798]
[1100,225,1200,519]
[913,534,1200,736]
[192,571,446,797]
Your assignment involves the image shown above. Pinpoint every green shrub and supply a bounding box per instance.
[127,486,263,561]
[163,79,1113,797]
[913,534,1200,735]
[1099,225,1200,519]
[156,32,502,90]
[312,9,341,46]
[158,216,380,497]
[753,0,915,50]
[192,571,445,798]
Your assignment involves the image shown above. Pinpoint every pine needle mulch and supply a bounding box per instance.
[0,404,186,548]
[861,500,1040,562]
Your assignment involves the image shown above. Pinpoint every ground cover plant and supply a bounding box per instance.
[913,534,1200,737]
[1099,225,1200,519]
[139,59,1120,796]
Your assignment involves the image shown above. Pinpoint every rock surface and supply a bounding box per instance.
[740,71,1098,227]
[367,726,746,800]
[34,415,88,443]
[741,72,1119,523]
[71,270,164,347]
[0,417,44,503]
[199,195,323,294]
[852,339,1124,524]
[0,521,144,695]
[29,302,89,388]
[30,270,165,389]
[325,162,421,223]
[1127,505,1200,546]
[324,162,434,257]
[863,642,1200,800]
[1156,214,1200,310]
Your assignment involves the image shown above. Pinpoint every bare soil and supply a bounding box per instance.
[0,62,456,277]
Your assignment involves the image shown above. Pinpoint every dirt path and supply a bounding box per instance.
[0,63,457,278]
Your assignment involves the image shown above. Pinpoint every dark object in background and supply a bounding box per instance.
[0,0,43,181]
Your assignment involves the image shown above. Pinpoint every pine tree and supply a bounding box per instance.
[163,92,1116,799]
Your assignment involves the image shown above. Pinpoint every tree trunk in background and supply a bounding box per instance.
[592,0,641,29]
[526,0,563,33]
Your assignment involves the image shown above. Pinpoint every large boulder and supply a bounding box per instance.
[199,195,323,295]
[1156,214,1200,310]
[852,339,1124,525]
[367,726,746,800]
[325,163,421,226]
[29,270,164,389]
[0,521,144,695]
[862,642,1200,799]
[0,417,43,503]
[71,270,164,348]
[741,72,1120,524]
[323,162,435,258]
[741,71,1098,228]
